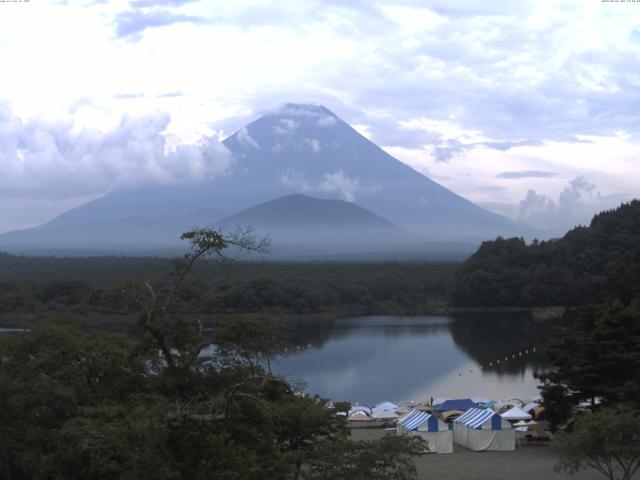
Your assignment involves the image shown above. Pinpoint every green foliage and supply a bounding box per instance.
[0,255,456,329]
[537,300,640,427]
[303,435,427,480]
[451,200,640,307]
[0,228,424,480]
[556,407,640,480]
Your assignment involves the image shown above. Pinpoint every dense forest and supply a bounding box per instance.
[0,254,456,329]
[3,200,640,329]
[450,200,640,307]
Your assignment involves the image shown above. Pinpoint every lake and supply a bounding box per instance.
[0,315,556,406]
[272,314,554,405]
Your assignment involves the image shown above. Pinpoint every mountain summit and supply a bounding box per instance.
[0,103,533,256]
[221,103,525,238]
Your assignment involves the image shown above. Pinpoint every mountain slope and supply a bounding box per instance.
[0,103,535,255]
[220,104,528,239]
[216,193,405,253]
[219,193,399,231]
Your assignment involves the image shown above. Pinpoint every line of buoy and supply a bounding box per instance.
[480,346,537,369]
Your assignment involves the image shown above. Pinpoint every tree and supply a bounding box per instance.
[121,227,269,373]
[303,434,427,480]
[0,227,385,479]
[537,299,640,427]
[0,319,149,480]
[556,407,640,480]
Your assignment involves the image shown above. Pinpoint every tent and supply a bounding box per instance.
[495,400,522,414]
[471,396,491,405]
[434,399,477,412]
[348,405,372,417]
[371,408,399,420]
[501,407,532,422]
[397,410,453,453]
[453,408,515,451]
[522,402,540,413]
[432,397,450,406]
[480,400,496,410]
[347,411,371,421]
[372,402,398,417]
[440,410,464,423]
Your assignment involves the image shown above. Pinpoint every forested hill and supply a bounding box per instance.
[450,200,640,307]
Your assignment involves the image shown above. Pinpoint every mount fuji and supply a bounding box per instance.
[0,104,535,257]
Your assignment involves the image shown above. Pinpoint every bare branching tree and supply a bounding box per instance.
[122,227,269,370]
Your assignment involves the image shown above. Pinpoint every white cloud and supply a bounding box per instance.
[317,115,336,127]
[0,104,233,231]
[516,176,631,232]
[235,126,259,149]
[318,170,362,202]
[273,118,299,136]
[306,138,321,152]
[278,168,311,191]
[0,0,639,231]
[278,168,374,202]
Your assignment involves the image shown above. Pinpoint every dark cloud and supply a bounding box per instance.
[496,171,557,179]
[115,10,204,39]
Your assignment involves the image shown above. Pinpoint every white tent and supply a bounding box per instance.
[495,400,522,414]
[373,401,398,410]
[348,405,372,417]
[522,402,540,413]
[471,395,491,405]
[453,408,515,451]
[501,407,532,421]
[397,410,453,454]
[347,411,371,421]
[372,402,398,417]
[371,408,399,420]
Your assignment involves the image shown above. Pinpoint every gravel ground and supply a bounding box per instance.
[350,429,603,480]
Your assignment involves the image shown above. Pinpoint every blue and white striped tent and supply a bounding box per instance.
[397,410,453,453]
[455,408,508,430]
[453,408,514,451]
[399,410,439,431]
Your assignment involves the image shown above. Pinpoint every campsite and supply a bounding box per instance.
[346,397,601,480]
[346,396,548,453]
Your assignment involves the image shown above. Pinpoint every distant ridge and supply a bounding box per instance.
[219,193,400,230]
[215,193,403,252]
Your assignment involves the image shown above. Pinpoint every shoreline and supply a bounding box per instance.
[0,305,571,330]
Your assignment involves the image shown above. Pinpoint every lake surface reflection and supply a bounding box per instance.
[273,315,554,405]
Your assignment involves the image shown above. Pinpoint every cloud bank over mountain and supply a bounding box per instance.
[0,1,638,233]
[0,104,232,231]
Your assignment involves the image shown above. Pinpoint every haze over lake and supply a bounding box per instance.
[273,315,552,405]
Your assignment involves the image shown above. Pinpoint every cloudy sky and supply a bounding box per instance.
[1,0,639,233]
